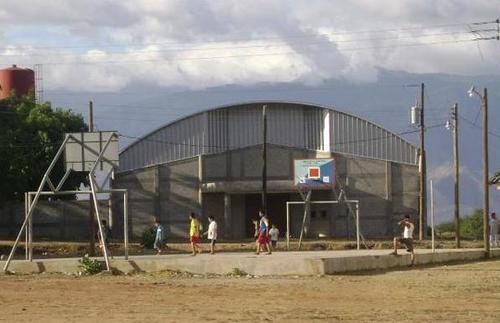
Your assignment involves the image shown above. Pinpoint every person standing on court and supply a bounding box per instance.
[490,212,498,248]
[390,214,415,266]
[189,212,203,256]
[153,218,165,255]
[203,215,218,254]
[269,224,280,249]
[256,211,272,255]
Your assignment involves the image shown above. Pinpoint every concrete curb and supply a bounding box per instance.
[1,249,499,276]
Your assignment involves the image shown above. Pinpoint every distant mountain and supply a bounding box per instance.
[45,69,500,223]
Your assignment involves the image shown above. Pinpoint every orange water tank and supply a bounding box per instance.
[0,65,35,100]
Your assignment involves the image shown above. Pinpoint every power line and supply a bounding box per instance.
[0,121,444,151]
[460,115,500,139]
[2,19,495,52]
[1,29,495,59]
[1,36,496,66]
[117,123,445,151]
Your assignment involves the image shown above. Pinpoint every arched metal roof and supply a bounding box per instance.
[119,101,417,171]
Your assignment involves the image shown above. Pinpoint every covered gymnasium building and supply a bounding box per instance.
[112,101,419,240]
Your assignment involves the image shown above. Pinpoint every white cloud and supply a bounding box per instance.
[0,0,499,91]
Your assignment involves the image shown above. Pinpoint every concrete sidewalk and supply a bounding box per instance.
[2,249,500,276]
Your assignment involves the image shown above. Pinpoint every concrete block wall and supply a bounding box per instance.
[113,157,200,240]
[113,144,418,240]
[0,199,109,241]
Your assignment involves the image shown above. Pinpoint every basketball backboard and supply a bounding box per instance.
[293,158,335,189]
[64,131,119,172]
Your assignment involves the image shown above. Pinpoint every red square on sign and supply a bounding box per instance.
[308,167,320,179]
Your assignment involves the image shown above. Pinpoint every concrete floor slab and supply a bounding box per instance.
[2,249,500,276]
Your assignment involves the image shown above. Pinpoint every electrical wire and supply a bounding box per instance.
[1,19,494,52]
[1,29,496,58]
[1,35,497,66]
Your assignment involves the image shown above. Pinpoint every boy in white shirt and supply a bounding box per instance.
[203,215,218,255]
[269,224,279,249]
[390,215,415,266]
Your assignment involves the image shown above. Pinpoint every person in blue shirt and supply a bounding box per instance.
[154,218,165,255]
[256,211,272,255]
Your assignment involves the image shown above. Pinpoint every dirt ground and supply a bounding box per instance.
[1,260,500,322]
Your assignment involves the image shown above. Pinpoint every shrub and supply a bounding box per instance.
[460,209,483,239]
[141,227,156,249]
[79,254,102,275]
[435,209,483,239]
[232,268,248,276]
[436,221,455,234]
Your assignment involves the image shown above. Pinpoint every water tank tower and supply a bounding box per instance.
[0,65,35,100]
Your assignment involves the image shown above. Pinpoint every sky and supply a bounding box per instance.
[1,0,499,221]
[0,0,499,92]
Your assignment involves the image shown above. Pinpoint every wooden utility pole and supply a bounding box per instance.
[261,105,267,215]
[88,101,96,256]
[419,83,427,240]
[482,88,490,254]
[452,103,460,248]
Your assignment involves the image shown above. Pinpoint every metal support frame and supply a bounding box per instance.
[430,179,435,252]
[3,133,128,273]
[286,199,361,250]
[297,190,312,250]
[28,193,33,262]
[24,193,28,260]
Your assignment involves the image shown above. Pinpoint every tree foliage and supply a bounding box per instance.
[436,208,483,239]
[0,93,88,206]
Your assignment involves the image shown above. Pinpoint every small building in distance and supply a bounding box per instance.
[113,101,419,241]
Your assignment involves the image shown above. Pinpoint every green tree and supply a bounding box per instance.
[460,209,483,239]
[0,93,88,206]
[436,208,484,239]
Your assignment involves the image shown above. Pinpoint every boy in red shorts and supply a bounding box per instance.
[189,212,203,256]
[256,211,272,255]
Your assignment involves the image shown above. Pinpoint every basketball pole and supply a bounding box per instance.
[88,100,96,256]
[3,136,71,273]
[298,189,312,250]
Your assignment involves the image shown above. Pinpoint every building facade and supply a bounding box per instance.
[113,101,419,240]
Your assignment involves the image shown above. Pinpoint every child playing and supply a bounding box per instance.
[269,224,279,249]
[203,215,218,254]
[256,211,272,255]
[154,218,165,255]
[189,212,203,256]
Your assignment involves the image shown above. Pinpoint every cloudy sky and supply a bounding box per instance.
[0,0,499,92]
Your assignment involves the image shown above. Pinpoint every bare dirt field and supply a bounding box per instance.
[1,260,500,322]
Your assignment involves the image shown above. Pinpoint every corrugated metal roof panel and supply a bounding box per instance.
[119,102,417,171]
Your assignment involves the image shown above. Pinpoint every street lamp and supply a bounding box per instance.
[468,85,490,255]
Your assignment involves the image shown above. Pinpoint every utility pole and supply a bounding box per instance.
[419,83,427,240]
[261,104,267,215]
[482,88,490,255]
[88,101,96,256]
[452,103,460,248]
[468,85,490,254]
